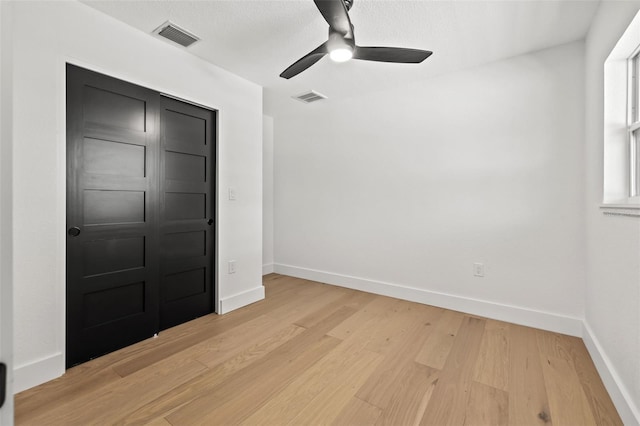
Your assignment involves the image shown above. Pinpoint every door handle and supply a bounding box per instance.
[0,362,6,409]
[68,227,81,237]
[207,219,214,226]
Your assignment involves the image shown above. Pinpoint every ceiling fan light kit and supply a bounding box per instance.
[327,31,354,62]
[280,0,433,79]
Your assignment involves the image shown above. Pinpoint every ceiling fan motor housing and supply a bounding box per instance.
[328,28,355,50]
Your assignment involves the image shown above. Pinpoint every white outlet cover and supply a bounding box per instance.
[473,263,484,277]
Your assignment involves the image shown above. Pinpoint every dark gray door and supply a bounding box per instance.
[159,96,215,330]
[66,64,160,367]
[66,65,215,367]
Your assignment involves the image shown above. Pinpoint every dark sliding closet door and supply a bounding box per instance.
[66,64,215,367]
[66,65,160,367]
[159,97,215,330]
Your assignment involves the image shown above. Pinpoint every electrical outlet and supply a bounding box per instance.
[228,260,237,274]
[473,262,484,277]
[228,187,237,201]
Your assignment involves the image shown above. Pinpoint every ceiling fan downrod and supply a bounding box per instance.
[344,0,354,12]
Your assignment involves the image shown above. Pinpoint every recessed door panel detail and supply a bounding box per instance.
[84,138,145,177]
[165,192,205,220]
[84,190,145,225]
[163,231,205,260]
[164,110,206,153]
[84,237,145,277]
[83,281,145,328]
[84,86,146,131]
[162,268,206,303]
[166,151,205,182]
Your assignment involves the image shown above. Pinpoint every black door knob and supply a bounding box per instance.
[68,227,81,237]
[0,362,6,409]
[207,218,214,226]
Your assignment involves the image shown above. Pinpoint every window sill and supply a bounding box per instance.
[600,202,640,217]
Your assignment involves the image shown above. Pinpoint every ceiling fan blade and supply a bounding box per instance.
[280,43,329,79]
[314,0,352,36]
[353,46,433,63]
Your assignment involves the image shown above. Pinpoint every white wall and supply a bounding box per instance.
[263,115,275,274]
[584,2,640,424]
[0,2,14,423]
[274,41,586,335]
[10,0,263,392]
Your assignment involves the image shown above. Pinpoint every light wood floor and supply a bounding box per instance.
[16,274,621,425]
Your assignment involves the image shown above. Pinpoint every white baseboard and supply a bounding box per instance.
[582,321,640,426]
[218,285,265,314]
[14,352,64,393]
[273,263,583,337]
[262,263,274,275]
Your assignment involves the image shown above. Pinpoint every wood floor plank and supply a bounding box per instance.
[285,350,382,426]
[201,323,307,377]
[508,324,553,425]
[355,306,442,408]
[419,316,486,426]
[108,281,310,378]
[562,336,623,425]
[327,295,403,340]
[167,335,342,425]
[121,323,306,424]
[21,356,207,425]
[141,416,172,426]
[164,306,357,425]
[261,280,348,324]
[473,319,509,391]
[193,314,295,367]
[464,381,509,426]
[540,354,598,426]
[14,364,121,424]
[415,309,465,369]
[115,313,280,376]
[105,276,326,375]
[292,287,375,329]
[332,397,383,426]
[374,362,440,426]
[241,338,378,425]
[535,328,573,362]
[341,287,381,310]
[364,299,440,355]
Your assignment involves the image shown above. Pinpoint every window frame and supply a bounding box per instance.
[601,9,640,214]
[628,46,640,199]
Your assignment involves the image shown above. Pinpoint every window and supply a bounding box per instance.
[602,9,640,207]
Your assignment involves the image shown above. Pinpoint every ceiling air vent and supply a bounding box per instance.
[293,90,327,104]
[153,21,199,48]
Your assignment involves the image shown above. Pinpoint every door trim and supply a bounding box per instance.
[0,2,14,417]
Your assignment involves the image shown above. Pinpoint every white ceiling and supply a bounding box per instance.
[82,0,600,116]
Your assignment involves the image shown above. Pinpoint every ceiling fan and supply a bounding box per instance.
[280,0,433,79]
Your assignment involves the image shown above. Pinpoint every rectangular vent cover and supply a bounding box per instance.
[153,21,199,48]
[293,90,327,104]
